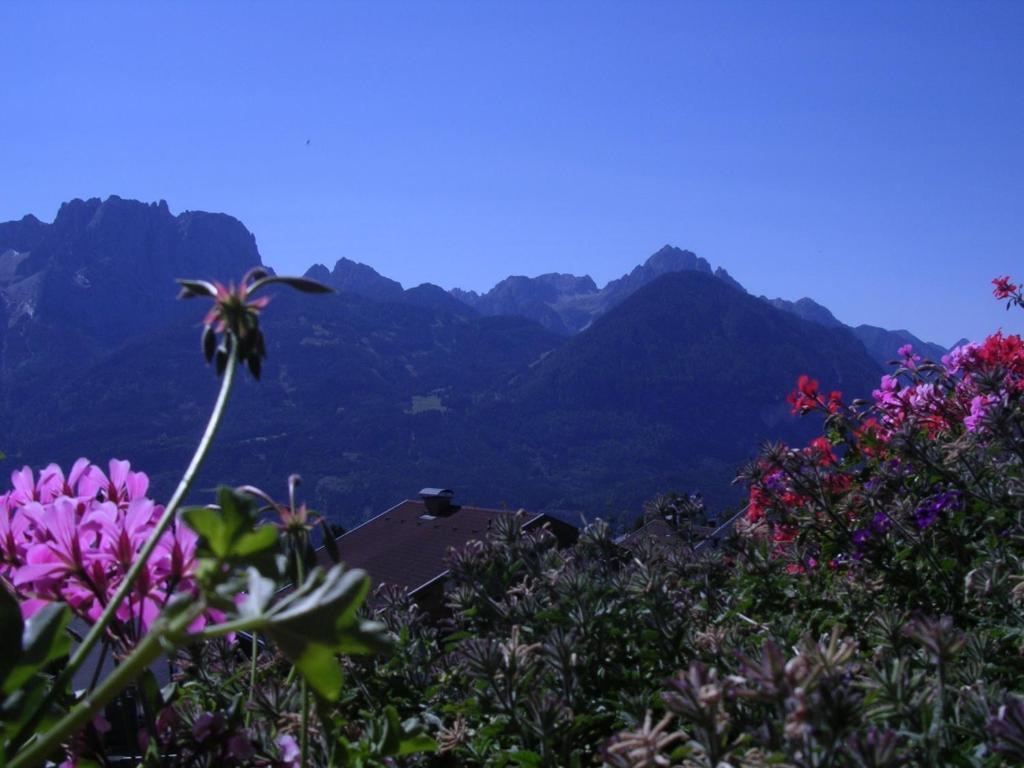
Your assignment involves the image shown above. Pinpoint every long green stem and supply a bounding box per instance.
[74,346,239,670]
[246,631,259,726]
[935,655,947,756]
[10,604,205,768]
[12,346,239,756]
[301,682,310,767]
[296,541,310,768]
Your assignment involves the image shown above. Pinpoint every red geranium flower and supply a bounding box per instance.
[788,374,821,414]
[993,275,1017,300]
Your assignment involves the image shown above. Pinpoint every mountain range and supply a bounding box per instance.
[445,244,949,364]
[0,197,952,527]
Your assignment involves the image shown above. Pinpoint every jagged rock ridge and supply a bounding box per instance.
[305,257,404,301]
[450,245,744,335]
[0,196,261,380]
[453,245,951,364]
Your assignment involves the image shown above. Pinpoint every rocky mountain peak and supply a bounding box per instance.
[315,257,405,301]
[449,245,748,335]
[765,297,843,329]
[450,287,481,306]
[533,272,599,295]
[642,245,710,275]
[0,213,47,252]
[402,282,478,315]
[0,196,263,351]
[304,263,332,283]
[714,266,746,293]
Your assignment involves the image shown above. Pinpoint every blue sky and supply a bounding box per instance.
[2,1,1021,345]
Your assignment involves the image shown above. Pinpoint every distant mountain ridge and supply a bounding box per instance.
[492,270,882,511]
[305,257,404,301]
[762,296,948,364]
[448,245,951,364]
[0,196,951,526]
[451,245,727,335]
[0,196,260,383]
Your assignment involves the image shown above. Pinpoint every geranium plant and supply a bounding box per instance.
[0,270,411,767]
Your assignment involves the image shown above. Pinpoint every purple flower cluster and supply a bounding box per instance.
[965,394,999,433]
[850,513,894,560]
[868,335,1023,438]
[0,459,208,641]
[914,491,960,530]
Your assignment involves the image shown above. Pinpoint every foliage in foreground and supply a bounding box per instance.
[0,271,428,767]
[1,275,1024,766]
[321,278,1024,766]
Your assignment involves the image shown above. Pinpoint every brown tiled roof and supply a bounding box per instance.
[317,500,544,593]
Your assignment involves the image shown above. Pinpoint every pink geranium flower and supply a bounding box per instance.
[277,734,301,768]
[15,498,94,588]
[942,342,979,375]
[153,523,199,583]
[94,498,161,570]
[0,494,31,572]
[77,459,150,507]
[9,467,42,506]
[965,394,998,432]
[0,458,203,643]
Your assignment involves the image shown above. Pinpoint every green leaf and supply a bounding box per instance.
[233,525,278,557]
[334,619,391,655]
[505,749,542,767]
[396,733,437,757]
[362,707,437,758]
[5,603,71,693]
[380,705,403,755]
[182,507,231,558]
[238,568,276,619]
[263,566,391,701]
[291,642,344,700]
[640,629,660,643]
[394,715,436,757]
[160,681,179,708]
[137,669,164,714]
[23,603,71,665]
[269,567,374,646]
[183,487,279,564]
[0,589,24,688]
[0,673,47,742]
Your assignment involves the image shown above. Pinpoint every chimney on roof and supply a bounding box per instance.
[420,487,456,516]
